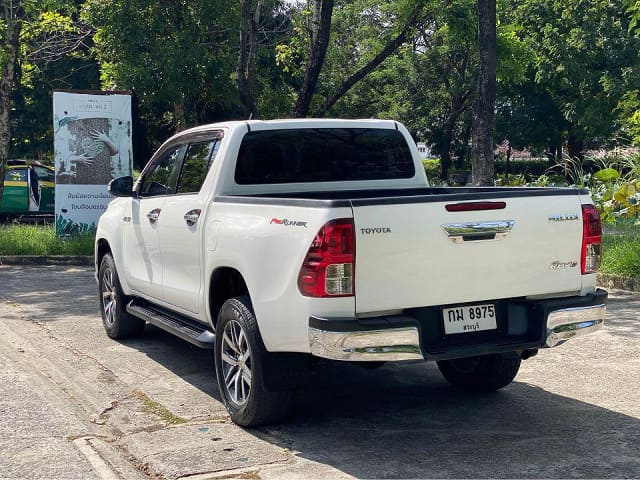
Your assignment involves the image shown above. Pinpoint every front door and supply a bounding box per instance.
[122,143,186,298]
[122,196,165,297]
[158,137,221,314]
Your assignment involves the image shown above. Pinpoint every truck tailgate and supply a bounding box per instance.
[353,193,585,314]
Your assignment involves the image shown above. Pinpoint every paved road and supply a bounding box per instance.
[0,265,639,479]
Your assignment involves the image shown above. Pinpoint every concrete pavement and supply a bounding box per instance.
[0,265,639,479]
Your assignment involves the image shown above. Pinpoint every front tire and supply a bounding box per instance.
[98,253,145,339]
[215,296,291,427]
[437,354,521,392]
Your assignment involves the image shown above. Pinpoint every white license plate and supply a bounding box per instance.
[442,304,497,335]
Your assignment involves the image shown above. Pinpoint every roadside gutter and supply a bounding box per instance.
[0,256,93,266]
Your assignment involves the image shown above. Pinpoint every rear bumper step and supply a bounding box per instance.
[309,289,608,362]
[544,304,606,347]
[309,318,423,362]
[126,300,215,349]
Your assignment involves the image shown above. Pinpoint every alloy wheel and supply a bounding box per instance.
[221,319,252,405]
[101,267,117,327]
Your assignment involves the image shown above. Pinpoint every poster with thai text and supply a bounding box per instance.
[53,91,132,236]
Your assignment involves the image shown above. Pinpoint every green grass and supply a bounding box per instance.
[0,224,94,256]
[601,225,640,278]
[132,390,187,425]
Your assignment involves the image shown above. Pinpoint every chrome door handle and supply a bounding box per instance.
[441,220,515,243]
[184,209,201,226]
[146,208,161,224]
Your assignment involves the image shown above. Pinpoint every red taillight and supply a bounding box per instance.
[581,204,602,274]
[298,218,355,297]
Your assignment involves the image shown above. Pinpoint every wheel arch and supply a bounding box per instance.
[96,238,112,269]
[208,267,250,329]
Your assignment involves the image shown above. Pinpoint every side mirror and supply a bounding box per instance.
[108,176,136,197]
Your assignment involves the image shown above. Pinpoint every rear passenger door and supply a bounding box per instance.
[158,134,222,316]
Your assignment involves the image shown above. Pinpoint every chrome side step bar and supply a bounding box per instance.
[126,300,215,349]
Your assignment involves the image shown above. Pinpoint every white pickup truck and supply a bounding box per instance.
[95,119,608,426]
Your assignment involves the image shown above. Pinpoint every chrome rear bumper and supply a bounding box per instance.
[544,304,606,347]
[309,290,608,362]
[309,318,423,361]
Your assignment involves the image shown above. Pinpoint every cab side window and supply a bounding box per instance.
[33,166,55,183]
[5,169,27,183]
[176,138,221,194]
[141,145,186,196]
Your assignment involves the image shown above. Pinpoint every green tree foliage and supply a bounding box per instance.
[12,6,99,160]
[276,0,438,118]
[4,0,640,182]
[510,0,640,157]
[1,0,94,201]
[322,0,477,179]
[84,0,239,137]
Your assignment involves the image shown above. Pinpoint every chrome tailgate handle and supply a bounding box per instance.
[146,208,161,224]
[184,209,201,226]
[442,220,515,243]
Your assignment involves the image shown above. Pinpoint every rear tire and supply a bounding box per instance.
[437,354,521,392]
[98,253,145,339]
[215,295,291,427]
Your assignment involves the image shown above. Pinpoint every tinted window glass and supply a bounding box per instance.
[235,128,415,184]
[5,169,27,182]
[33,166,55,182]
[176,139,220,194]
[141,145,186,196]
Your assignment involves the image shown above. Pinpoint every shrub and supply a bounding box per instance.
[422,158,440,181]
[601,226,640,278]
[494,158,550,179]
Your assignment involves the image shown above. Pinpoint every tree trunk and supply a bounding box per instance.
[567,126,584,159]
[236,0,262,118]
[0,0,24,205]
[439,123,454,181]
[439,89,473,181]
[293,0,334,118]
[470,0,496,186]
[173,98,187,132]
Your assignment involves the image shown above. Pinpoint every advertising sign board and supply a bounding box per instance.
[53,91,132,235]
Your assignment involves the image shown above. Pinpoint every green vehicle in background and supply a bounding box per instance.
[0,161,55,218]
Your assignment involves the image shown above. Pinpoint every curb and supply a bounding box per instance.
[597,273,640,293]
[0,256,93,266]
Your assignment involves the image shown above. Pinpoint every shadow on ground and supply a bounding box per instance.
[125,325,640,479]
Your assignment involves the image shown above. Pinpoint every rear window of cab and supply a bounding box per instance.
[235,128,415,185]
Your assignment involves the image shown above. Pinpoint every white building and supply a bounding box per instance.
[416,142,433,159]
